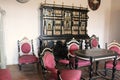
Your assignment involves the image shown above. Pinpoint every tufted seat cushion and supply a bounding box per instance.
[58,59,69,64]
[60,70,82,80]
[77,59,91,67]
[43,52,56,69]
[69,43,79,55]
[109,46,120,55]
[19,55,38,64]
[21,43,31,54]
[91,38,98,47]
[106,60,120,70]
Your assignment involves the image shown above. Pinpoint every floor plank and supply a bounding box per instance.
[7,64,43,80]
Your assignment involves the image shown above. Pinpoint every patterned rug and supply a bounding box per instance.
[81,68,120,80]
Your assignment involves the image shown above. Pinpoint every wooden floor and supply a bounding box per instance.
[7,64,44,80]
[7,62,120,80]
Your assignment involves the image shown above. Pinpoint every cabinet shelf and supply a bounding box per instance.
[40,3,89,40]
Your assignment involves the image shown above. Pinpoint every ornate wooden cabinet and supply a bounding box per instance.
[39,3,90,55]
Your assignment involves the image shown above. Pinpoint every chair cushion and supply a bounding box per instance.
[0,69,12,80]
[77,59,91,67]
[60,70,82,80]
[19,55,38,64]
[21,43,31,54]
[106,60,120,70]
[109,46,120,55]
[58,59,69,64]
[91,38,98,47]
[43,52,56,69]
[69,43,79,55]
[46,68,58,74]
[48,73,57,80]
[42,51,58,80]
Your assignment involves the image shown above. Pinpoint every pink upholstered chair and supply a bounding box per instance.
[90,35,100,72]
[104,41,120,76]
[40,48,82,80]
[67,38,91,69]
[18,37,39,70]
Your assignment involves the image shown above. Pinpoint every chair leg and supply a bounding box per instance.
[57,70,61,80]
[18,64,22,71]
[104,69,107,76]
[81,77,85,80]
[75,58,78,69]
[69,62,74,69]
[36,62,39,71]
[43,72,47,80]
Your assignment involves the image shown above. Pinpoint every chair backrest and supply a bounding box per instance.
[67,38,80,56]
[90,34,100,48]
[18,37,34,56]
[107,41,120,56]
[41,48,56,70]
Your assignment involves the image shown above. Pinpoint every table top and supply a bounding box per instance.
[74,49,117,61]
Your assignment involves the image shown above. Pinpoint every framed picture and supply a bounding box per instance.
[88,0,101,11]
[16,0,30,3]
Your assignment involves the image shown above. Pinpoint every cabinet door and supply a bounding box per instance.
[54,20,61,35]
[53,9,62,35]
[43,8,53,35]
[80,21,86,35]
[63,11,72,35]
[72,11,80,35]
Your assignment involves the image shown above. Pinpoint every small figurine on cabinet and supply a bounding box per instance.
[64,12,71,29]
[48,23,52,30]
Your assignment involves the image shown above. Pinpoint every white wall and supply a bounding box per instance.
[0,0,41,65]
[109,0,120,43]
[88,0,112,47]
[0,0,112,65]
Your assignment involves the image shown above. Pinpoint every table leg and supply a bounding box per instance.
[112,55,117,80]
[95,61,99,74]
[89,57,93,80]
